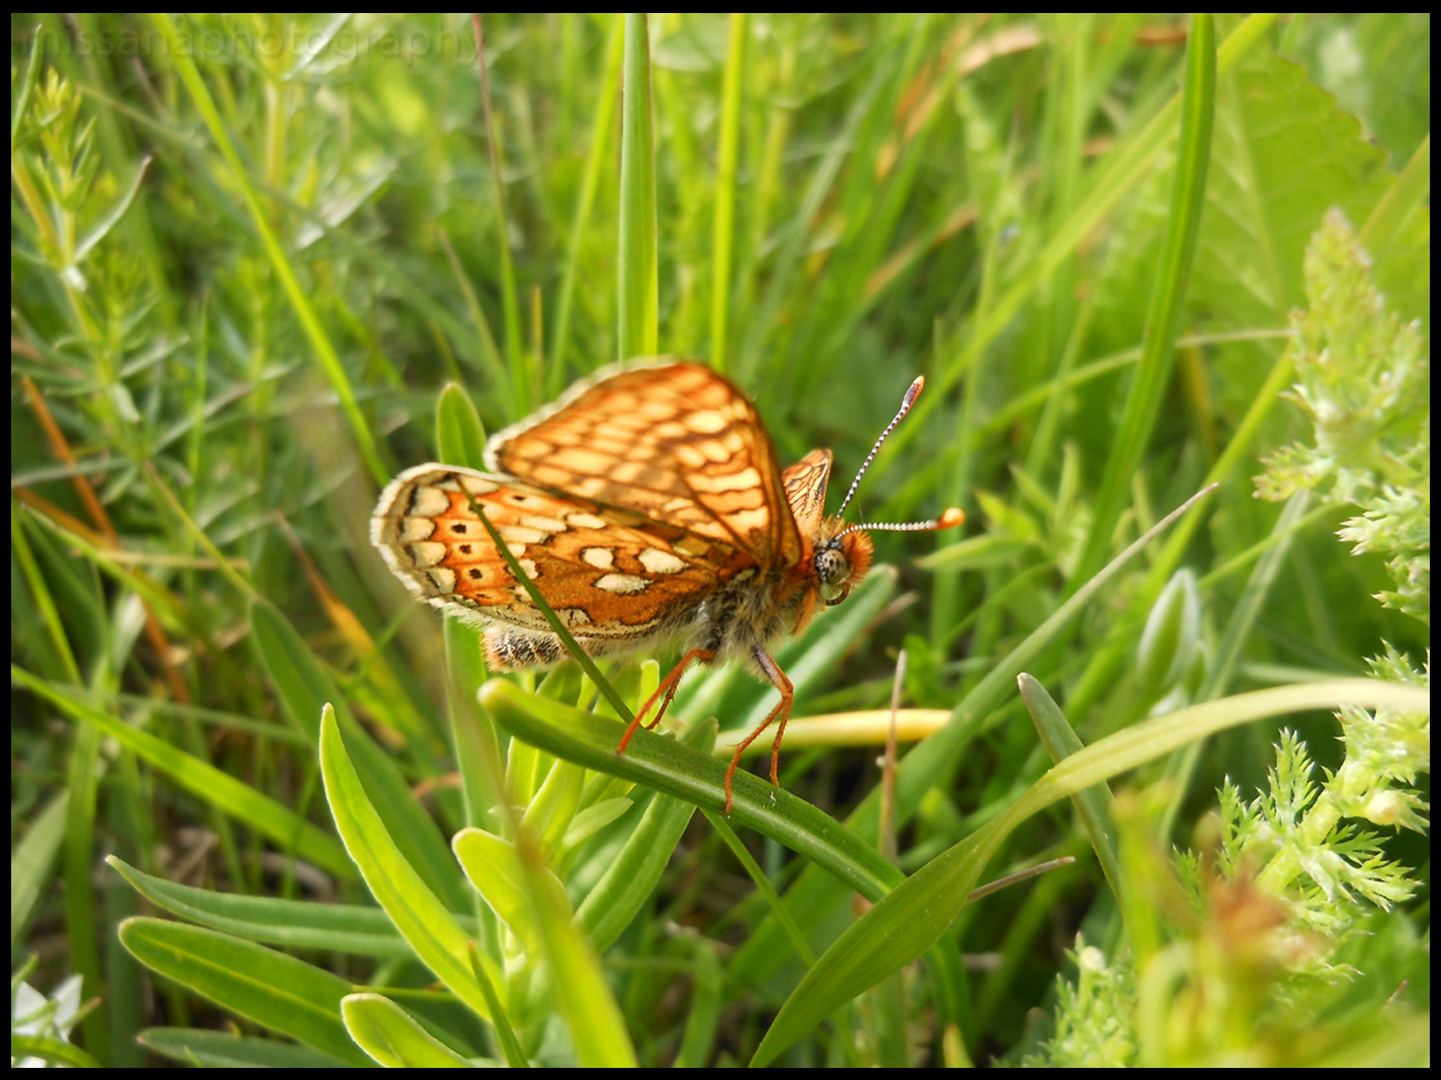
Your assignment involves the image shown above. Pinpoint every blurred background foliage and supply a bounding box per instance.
[11,12,1428,1066]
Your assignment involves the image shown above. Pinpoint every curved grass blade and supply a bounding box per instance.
[507,829,638,1067]
[618,12,658,360]
[480,680,903,901]
[732,483,1220,984]
[12,666,350,879]
[1072,12,1216,585]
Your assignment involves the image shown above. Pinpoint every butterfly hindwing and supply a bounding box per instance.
[780,448,833,545]
[371,465,735,640]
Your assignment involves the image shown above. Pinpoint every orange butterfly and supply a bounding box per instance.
[372,360,962,811]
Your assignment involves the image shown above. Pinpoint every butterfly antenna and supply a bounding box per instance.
[835,375,964,538]
[838,506,964,539]
[836,376,927,520]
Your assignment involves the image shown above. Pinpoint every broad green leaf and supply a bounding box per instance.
[341,993,472,1068]
[522,756,586,852]
[118,917,372,1068]
[446,616,504,835]
[511,830,637,1067]
[434,382,488,469]
[318,706,503,1024]
[1194,41,1392,326]
[452,828,551,960]
[561,796,634,852]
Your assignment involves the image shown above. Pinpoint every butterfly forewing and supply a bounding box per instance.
[487,363,802,569]
[371,465,737,640]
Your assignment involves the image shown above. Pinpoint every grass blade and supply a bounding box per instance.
[1071,13,1216,585]
[618,12,658,359]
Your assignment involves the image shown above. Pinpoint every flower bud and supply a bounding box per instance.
[1136,569,1203,702]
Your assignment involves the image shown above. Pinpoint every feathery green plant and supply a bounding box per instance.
[1027,208,1430,1068]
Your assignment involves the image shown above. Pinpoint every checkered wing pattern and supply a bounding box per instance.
[371,464,737,640]
[486,362,803,569]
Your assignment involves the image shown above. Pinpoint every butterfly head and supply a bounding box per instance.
[813,525,874,607]
[815,375,965,608]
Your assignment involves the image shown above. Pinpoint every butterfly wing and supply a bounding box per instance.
[486,361,803,569]
[780,448,833,547]
[371,465,738,641]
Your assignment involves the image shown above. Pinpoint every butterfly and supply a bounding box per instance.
[372,359,962,812]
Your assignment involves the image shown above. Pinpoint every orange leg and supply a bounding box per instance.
[616,648,715,755]
[722,648,794,814]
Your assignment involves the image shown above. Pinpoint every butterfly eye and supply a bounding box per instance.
[815,546,852,604]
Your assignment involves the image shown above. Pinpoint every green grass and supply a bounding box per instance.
[11,13,1430,1067]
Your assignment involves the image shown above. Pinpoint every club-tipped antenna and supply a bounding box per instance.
[836,375,927,520]
[838,506,964,539]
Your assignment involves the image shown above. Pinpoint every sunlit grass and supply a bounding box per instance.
[11,12,1428,1067]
